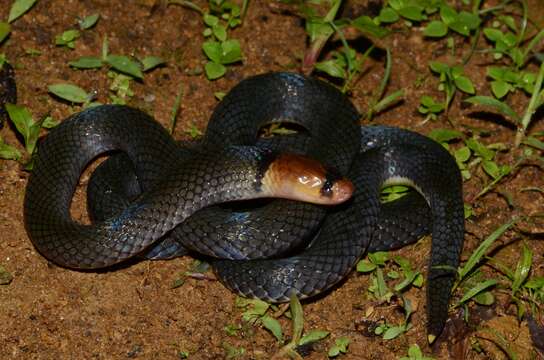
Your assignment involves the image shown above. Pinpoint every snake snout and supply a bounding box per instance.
[261,153,354,205]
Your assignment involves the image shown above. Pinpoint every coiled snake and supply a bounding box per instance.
[24,72,464,339]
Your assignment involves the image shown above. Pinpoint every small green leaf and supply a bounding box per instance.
[141,56,165,71]
[351,15,390,38]
[511,243,532,294]
[203,14,219,27]
[299,330,330,346]
[490,80,511,99]
[525,277,544,289]
[459,279,498,304]
[48,83,90,103]
[220,39,242,64]
[454,75,475,94]
[377,7,399,23]
[398,5,424,21]
[439,5,457,25]
[428,128,463,143]
[454,146,471,163]
[466,138,494,161]
[106,55,143,79]
[315,59,345,78]
[464,96,521,123]
[0,22,10,43]
[383,325,405,340]
[368,251,388,266]
[213,24,227,42]
[523,136,544,150]
[482,160,501,179]
[458,219,516,281]
[79,14,100,30]
[5,103,40,154]
[423,21,448,37]
[473,291,495,305]
[69,56,103,69]
[41,116,59,129]
[483,28,504,42]
[205,61,226,80]
[356,259,377,273]
[328,337,350,357]
[429,61,449,74]
[8,0,38,23]
[202,41,223,63]
[0,138,22,160]
[261,315,283,343]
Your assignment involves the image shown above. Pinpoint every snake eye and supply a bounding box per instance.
[320,179,334,197]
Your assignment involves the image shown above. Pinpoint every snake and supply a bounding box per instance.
[24,72,464,340]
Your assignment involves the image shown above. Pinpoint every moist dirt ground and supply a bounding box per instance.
[0,0,543,359]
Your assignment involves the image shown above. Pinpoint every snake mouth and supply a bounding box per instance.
[260,153,354,205]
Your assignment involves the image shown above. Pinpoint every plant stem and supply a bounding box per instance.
[515,61,544,147]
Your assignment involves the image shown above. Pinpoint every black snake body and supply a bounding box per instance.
[24,72,464,338]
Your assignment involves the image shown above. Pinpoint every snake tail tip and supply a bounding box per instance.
[427,334,437,344]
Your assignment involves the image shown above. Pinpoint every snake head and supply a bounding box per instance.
[261,153,354,205]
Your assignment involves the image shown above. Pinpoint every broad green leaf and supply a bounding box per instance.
[203,14,219,27]
[511,243,532,294]
[5,103,40,154]
[315,59,345,78]
[351,15,390,38]
[383,326,404,340]
[377,7,399,23]
[306,18,333,42]
[465,138,494,160]
[8,0,38,23]
[69,56,103,69]
[459,279,498,304]
[48,83,89,103]
[473,291,495,305]
[423,20,448,37]
[299,330,330,346]
[482,160,500,179]
[491,80,510,98]
[0,22,10,43]
[368,251,388,266]
[429,61,449,74]
[398,5,424,21]
[55,29,80,46]
[464,96,521,123]
[0,138,21,160]
[141,56,165,71]
[428,128,463,143]
[407,344,423,358]
[79,14,100,30]
[202,41,223,63]
[261,315,283,343]
[220,39,242,64]
[483,28,504,42]
[439,4,457,25]
[205,61,226,80]
[454,75,475,94]
[328,337,350,357]
[356,259,376,273]
[212,24,227,42]
[454,146,471,163]
[106,55,143,79]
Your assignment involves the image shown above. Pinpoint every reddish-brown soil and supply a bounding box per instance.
[0,1,543,359]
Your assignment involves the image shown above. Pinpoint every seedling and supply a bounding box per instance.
[169,0,245,80]
[399,344,435,360]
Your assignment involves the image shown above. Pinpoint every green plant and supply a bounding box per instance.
[399,344,435,360]
[169,0,246,80]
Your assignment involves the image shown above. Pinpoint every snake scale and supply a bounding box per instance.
[24,72,464,339]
